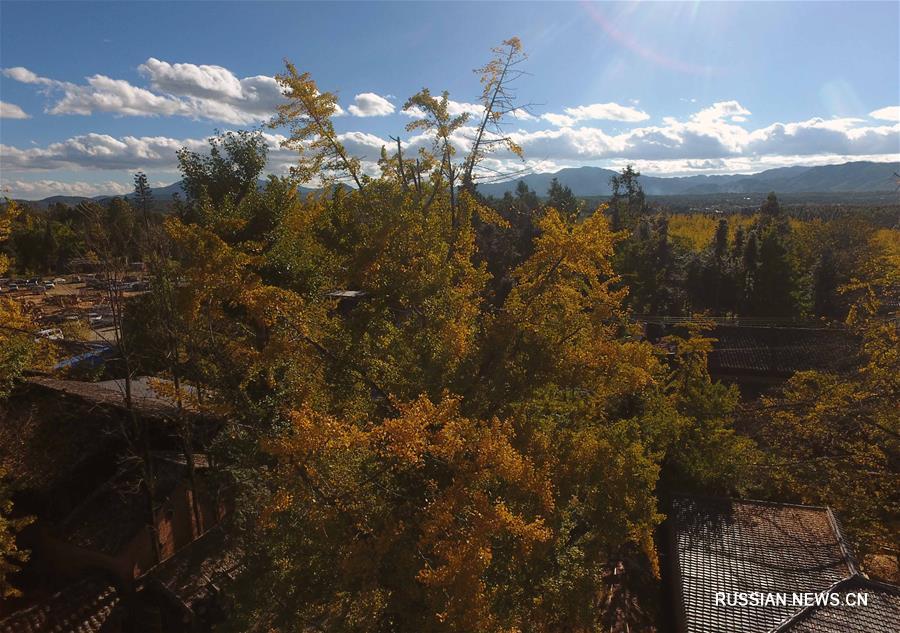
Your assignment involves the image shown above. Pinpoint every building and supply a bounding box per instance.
[0,376,228,629]
[667,496,900,632]
[0,576,122,633]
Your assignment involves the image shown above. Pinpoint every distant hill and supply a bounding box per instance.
[476,161,900,198]
[15,161,900,208]
[18,180,323,210]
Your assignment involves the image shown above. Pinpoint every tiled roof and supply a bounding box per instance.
[0,577,120,633]
[707,326,856,376]
[26,376,200,420]
[669,496,863,633]
[0,386,120,500]
[147,526,242,615]
[775,576,900,632]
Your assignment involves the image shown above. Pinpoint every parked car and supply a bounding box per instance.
[53,277,67,284]
[44,282,55,289]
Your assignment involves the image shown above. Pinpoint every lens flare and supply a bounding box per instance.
[581,1,718,75]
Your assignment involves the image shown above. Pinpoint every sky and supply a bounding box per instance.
[1,0,899,199]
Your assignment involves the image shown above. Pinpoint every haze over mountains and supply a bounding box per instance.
[477,161,900,198]
[18,161,900,208]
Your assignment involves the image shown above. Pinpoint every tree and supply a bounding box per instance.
[753,288,899,560]
[812,248,838,318]
[713,218,729,261]
[609,164,646,230]
[79,199,164,563]
[272,66,362,189]
[131,41,754,632]
[760,191,781,219]
[0,467,32,600]
[177,130,268,224]
[0,200,35,599]
[461,37,528,190]
[749,223,798,317]
[397,39,527,222]
[231,397,552,632]
[133,171,154,227]
[546,177,579,222]
[0,200,39,398]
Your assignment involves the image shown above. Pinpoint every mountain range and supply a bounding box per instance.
[476,161,900,198]
[16,161,900,208]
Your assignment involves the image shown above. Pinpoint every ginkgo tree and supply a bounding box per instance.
[0,200,36,599]
[132,39,755,632]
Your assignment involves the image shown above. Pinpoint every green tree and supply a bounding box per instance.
[546,177,579,222]
[760,191,781,218]
[609,164,646,230]
[130,42,754,633]
[0,201,36,598]
[133,171,154,226]
[812,248,838,318]
[177,130,268,223]
[754,289,898,560]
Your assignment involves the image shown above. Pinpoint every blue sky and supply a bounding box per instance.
[2,1,898,199]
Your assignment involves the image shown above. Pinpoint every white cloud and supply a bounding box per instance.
[139,58,245,100]
[3,99,898,188]
[0,133,209,171]
[3,61,292,125]
[402,99,484,120]
[0,101,30,119]
[3,179,133,199]
[2,67,46,84]
[335,130,390,155]
[139,58,289,123]
[747,117,900,156]
[347,92,395,117]
[541,113,575,127]
[690,100,751,124]
[608,153,900,177]
[870,106,900,122]
[50,74,188,117]
[540,101,649,127]
[562,102,649,123]
[447,100,483,118]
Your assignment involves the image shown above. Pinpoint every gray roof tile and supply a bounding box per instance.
[668,496,900,632]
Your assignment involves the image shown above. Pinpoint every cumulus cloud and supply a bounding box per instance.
[139,58,245,100]
[545,102,650,125]
[2,99,898,186]
[138,58,290,122]
[2,67,46,84]
[52,75,188,117]
[690,100,751,124]
[0,101,30,119]
[608,153,900,177]
[0,133,209,171]
[747,117,900,156]
[402,99,484,120]
[347,92,395,117]
[3,60,293,125]
[3,179,133,199]
[870,106,900,122]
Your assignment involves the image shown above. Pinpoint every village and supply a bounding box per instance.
[1,256,896,631]
[1,3,898,630]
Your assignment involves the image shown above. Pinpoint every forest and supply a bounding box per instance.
[1,39,898,632]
